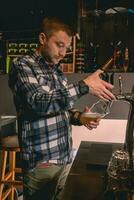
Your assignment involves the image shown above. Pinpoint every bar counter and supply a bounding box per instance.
[61,141,123,200]
[0,116,16,137]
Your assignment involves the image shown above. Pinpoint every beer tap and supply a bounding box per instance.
[116,75,134,172]
[117,75,134,175]
[105,75,134,200]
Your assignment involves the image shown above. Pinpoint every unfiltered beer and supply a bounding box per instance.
[80,112,102,123]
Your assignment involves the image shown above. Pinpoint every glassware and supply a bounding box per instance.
[123,47,129,73]
[106,149,130,196]
[107,149,129,180]
[80,99,113,123]
[90,99,113,117]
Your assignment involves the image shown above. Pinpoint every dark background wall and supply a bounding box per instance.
[0,0,77,33]
[0,0,133,34]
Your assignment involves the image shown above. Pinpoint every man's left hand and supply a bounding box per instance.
[80,107,100,130]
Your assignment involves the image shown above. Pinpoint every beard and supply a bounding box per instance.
[42,49,63,64]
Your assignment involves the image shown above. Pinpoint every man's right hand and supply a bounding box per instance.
[83,69,116,101]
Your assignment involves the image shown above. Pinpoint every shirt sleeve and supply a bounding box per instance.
[68,108,82,126]
[8,57,89,117]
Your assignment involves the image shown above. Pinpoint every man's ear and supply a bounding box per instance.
[39,33,47,45]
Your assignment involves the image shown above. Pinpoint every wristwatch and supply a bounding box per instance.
[69,109,82,126]
[78,80,89,95]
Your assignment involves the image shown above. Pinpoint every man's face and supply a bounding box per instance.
[40,31,72,64]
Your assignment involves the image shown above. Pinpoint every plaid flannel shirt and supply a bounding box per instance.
[8,52,87,172]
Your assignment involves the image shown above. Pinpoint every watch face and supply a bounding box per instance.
[79,80,89,94]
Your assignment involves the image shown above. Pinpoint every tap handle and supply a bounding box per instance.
[110,72,114,85]
[118,75,123,95]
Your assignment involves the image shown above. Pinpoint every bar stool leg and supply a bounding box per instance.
[0,150,8,200]
[0,135,23,200]
[9,151,16,200]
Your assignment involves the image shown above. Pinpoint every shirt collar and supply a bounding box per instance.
[32,51,61,72]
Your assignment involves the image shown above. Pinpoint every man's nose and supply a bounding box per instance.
[59,48,66,57]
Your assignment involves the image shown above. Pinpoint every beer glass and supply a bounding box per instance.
[106,149,130,194]
[107,149,129,180]
[80,99,113,123]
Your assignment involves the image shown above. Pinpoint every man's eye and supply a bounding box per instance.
[56,43,64,48]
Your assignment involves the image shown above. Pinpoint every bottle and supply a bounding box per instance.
[123,47,129,72]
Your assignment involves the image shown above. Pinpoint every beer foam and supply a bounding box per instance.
[82,112,102,118]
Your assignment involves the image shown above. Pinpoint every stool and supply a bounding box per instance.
[0,135,23,200]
